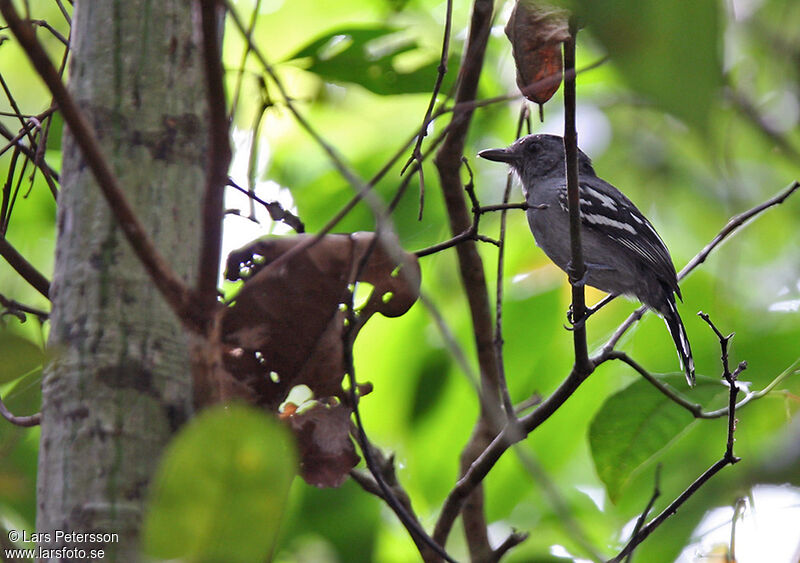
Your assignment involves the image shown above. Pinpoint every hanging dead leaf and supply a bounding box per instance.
[286,400,360,488]
[221,232,420,409]
[505,0,570,105]
[218,232,420,488]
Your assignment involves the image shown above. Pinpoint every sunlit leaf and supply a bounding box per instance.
[143,405,296,563]
[0,333,44,384]
[573,0,721,130]
[285,25,453,95]
[589,374,724,502]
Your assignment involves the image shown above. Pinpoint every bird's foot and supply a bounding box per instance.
[566,304,593,331]
[565,294,618,331]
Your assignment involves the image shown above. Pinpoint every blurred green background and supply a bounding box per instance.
[1,0,799,561]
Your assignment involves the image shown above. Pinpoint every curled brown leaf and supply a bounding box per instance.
[505,0,570,105]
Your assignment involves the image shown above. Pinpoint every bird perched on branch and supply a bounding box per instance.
[479,134,695,385]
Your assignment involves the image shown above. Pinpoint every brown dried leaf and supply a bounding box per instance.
[221,232,420,408]
[286,401,360,488]
[219,232,419,487]
[505,0,570,104]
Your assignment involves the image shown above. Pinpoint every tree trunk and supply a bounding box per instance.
[38,2,206,559]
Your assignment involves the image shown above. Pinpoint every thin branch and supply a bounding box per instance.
[624,466,661,563]
[413,193,536,258]
[680,180,800,278]
[489,530,529,562]
[431,1,499,557]
[53,0,71,25]
[0,108,53,159]
[245,99,268,220]
[223,1,372,206]
[0,69,39,151]
[563,20,591,372]
[0,394,40,427]
[33,35,71,201]
[400,0,453,220]
[226,178,305,233]
[0,120,61,187]
[435,361,595,545]
[514,447,604,562]
[0,237,50,299]
[30,19,69,46]
[342,289,456,563]
[609,315,744,562]
[494,104,530,420]
[420,292,480,388]
[228,0,262,119]
[726,86,800,164]
[0,1,201,328]
[0,293,49,322]
[606,350,797,420]
[196,0,232,319]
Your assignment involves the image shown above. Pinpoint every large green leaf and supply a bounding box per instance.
[574,0,722,131]
[0,332,44,384]
[285,25,453,95]
[143,405,296,563]
[589,374,724,503]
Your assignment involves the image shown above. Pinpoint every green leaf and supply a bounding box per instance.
[285,26,452,95]
[143,405,296,563]
[0,333,44,384]
[574,0,722,130]
[589,374,723,502]
[409,349,450,425]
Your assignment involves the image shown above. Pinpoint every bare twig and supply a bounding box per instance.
[0,394,40,427]
[226,178,305,233]
[0,1,200,328]
[228,0,262,119]
[53,0,71,25]
[489,530,529,562]
[0,237,50,299]
[609,315,744,562]
[605,350,797,420]
[494,104,530,419]
[341,289,455,563]
[0,108,54,159]
[0,70,40,151]
[413,184,535,258]
[514,448,604,562]
[726,86,800,164]
[30,19,69,46]
[624,465,661,563]
[430,1,499,556]
[400,0,453,220]
[563,21,591,373]
[0,121,61,188]
[245,99,268,220]
[196,0,231,320]
[0,293,49,322]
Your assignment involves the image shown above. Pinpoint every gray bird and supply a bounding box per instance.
[479,134,695,385]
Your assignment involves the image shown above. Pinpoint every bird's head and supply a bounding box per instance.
[478,134,595,181]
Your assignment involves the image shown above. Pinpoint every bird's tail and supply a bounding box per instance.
[663,299,695,386]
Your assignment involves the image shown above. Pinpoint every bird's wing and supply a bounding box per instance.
[556,178,681,297]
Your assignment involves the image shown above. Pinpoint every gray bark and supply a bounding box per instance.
[38,2,207,559]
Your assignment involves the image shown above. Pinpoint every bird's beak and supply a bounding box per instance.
[478,147,518,164]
